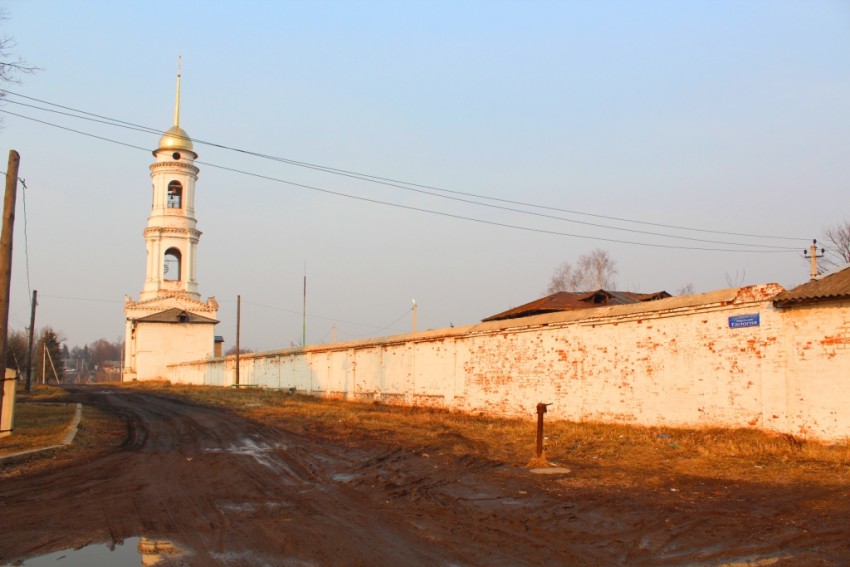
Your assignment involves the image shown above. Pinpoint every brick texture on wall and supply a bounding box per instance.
[168,285,850,441]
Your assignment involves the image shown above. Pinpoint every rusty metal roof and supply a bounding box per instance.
[773,264,850,307]
[133,308,219,324]
[482,289,670,322]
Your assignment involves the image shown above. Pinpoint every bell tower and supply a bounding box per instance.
[124,60,219,382]
[141,61,202,300]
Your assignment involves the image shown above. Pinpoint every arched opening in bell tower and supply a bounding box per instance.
[164,248,182,281]
[167,180,183,209]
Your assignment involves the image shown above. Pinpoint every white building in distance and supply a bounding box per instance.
[123,65,218,381]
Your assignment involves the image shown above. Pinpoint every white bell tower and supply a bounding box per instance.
[124,60,219,382]
[141,61,202,300]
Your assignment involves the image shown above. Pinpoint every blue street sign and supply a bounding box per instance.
[728,313,760,328]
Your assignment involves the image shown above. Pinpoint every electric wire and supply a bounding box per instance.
[3,90,808,241]
[0,99,803,250]
[0,169,32,298]
[0,107,800,253]
[20,177,31,300]
[334,306,413,338]
[199,158,795,252]
[0,90,808,246]
[38,294,124,303]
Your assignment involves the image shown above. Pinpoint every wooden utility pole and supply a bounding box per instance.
[25,289,36,392]
[0,150,20,431]
[235,294,241,386]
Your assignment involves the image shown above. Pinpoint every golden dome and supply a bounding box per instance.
[158,125,194,152]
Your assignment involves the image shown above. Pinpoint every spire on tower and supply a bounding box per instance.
[174,55,182,128]
[156,56,195,155]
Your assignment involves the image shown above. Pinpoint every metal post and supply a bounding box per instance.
[536,402,551,457]
[235,294,240,386]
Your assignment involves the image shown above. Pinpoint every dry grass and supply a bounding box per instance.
[125,381,850,487]
[10,381,846,486]
[0,384,126,477]
[0,402,76,455]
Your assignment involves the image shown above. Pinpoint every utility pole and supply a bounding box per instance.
[804,239,825,281]
[45,345,59,384]
[235,294,241,386]
[0,150,20,433]
[412,299,418,333]
[25,290,36,392]
[302,267,307,347]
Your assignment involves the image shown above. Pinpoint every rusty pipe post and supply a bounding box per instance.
[536,403,552,457]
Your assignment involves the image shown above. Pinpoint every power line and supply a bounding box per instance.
[20,177,31,300]
[0,170,31,298]
[1,89,807,242]
[0,108,150,152]
[38,294,124,304]
[199,159,795,253]
[0,103,800,253]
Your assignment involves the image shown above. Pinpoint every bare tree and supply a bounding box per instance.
[225,345,254,356]
[725,270,746,288]
[0,12,39,115]
[676,283,696,296]
[4,329,27,373]
[822,220,850,270]
[547,249,617,293]
[89,338,122,368]
[547,261,576,294]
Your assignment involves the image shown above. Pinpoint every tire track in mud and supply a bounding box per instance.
[0,388,556,566]
[2,386,850,566]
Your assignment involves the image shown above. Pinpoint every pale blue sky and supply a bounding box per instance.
[2,1,849,350]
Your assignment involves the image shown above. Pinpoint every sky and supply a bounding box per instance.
[0,1,848,351]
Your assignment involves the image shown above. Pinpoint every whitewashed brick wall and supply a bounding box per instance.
[167,284,850,441]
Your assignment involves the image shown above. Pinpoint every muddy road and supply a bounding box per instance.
[0,387,848,566]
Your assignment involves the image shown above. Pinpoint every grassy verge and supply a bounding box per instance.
[128,381,850,487]
[0,401,76,456]
[0,384,126,477]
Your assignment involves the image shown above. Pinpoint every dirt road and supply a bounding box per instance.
[0,387,847,566]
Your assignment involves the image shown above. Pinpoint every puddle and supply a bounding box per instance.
[206,438,284,469]
[4,537,184,566]
[332,473,356,483]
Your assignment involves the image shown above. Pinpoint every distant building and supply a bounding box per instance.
[123,65,219,381]
[483,289,671,322]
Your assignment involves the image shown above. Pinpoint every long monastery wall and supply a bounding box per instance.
[167,284,850,441]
